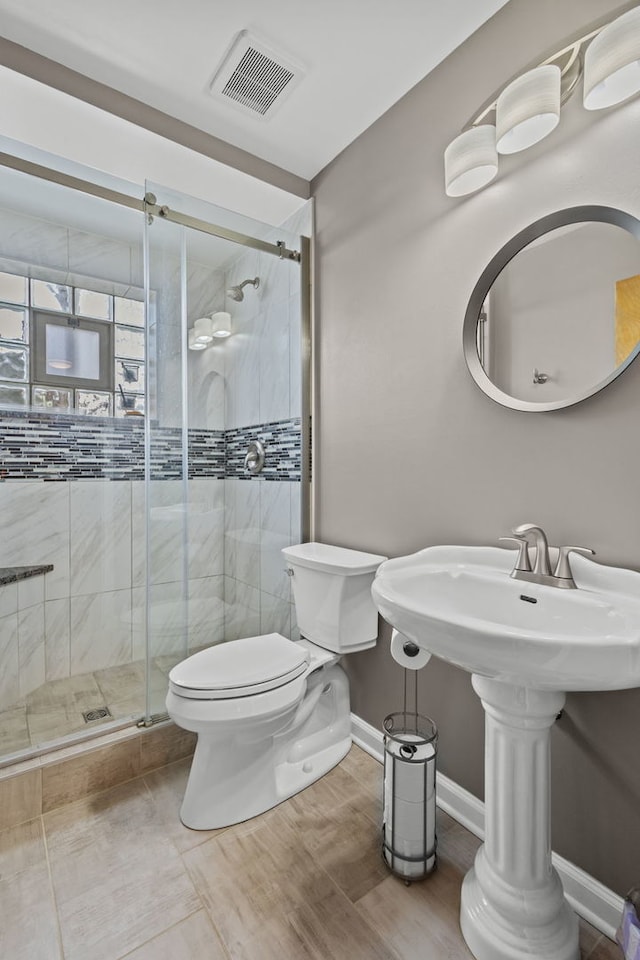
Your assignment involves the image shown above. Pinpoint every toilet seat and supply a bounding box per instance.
[168,633,310,700]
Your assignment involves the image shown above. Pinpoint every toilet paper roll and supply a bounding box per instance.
[390,629,431,670]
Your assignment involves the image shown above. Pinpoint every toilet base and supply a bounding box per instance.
[177,663,352,830]
[275,736,351,802]
[180,736,351,830]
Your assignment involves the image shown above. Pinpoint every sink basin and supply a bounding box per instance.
[372,544,640,691]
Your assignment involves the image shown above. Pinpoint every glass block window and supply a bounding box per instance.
[0,344,29,381]
[32,385,72,412]
[75,288,111,321]
[0,270,145,417]
[77,390,112,417]
[115,393,144,418]
[0,305,28,342]
[116,359,145,394]
[115,325,145,360]
[114,296,144,327]
[0,382,28,407]
[0,272,27,305]
[31,280,72,313]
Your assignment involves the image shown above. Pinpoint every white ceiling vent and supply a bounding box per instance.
[210,31,305,120]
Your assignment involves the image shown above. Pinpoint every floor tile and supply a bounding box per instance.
[289,759,381,825]
[94,659,167,718]
[183,804,334,955]
[26,671,108,745]
[0,817,46,881]
[287,792,390,903]
[94,659,145,705]
[580,917,604,958]
[0,862,62,960]
[118,910,229,960]
[357,866,474,959]
[341,743,384,792]
[585,930,625,959]
[231,883,400,960]
[44,779,201,960]
[142,758,230,853]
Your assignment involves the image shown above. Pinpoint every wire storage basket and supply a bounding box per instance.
[382,710,438,881]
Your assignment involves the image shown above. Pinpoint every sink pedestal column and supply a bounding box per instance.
[460,676,579,960]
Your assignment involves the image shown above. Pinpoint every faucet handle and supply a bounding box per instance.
[553,545,595,581]
[498,536,532,572]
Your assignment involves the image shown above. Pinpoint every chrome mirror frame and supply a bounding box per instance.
[463,205,640,412]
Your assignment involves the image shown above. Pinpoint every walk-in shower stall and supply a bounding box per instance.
[0,144,311,765]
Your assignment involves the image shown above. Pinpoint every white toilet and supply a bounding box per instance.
[166,542,387,829]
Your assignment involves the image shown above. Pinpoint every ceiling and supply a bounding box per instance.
[0,0,511,182]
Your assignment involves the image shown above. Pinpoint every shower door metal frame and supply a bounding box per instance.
[0,151,302,262]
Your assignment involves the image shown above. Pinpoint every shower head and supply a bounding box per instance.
[226,277,260,302]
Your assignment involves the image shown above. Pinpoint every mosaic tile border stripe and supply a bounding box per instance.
[0,412,300,481]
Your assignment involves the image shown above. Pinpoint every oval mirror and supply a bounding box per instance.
[463,206,640,411]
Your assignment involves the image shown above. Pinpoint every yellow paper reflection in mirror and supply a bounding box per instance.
[615,274,640,365]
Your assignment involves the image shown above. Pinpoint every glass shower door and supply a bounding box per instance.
[143,188,190,720]
[142,180,310,722]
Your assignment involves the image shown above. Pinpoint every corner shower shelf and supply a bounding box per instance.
[0,564,54,586]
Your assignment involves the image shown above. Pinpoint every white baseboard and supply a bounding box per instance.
[351,713,622,941]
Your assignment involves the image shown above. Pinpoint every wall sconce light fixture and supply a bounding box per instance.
[445,4,640,196]
[211,311,232,338]
[188,329,208,350]
[188,311,233,351]
[193,316,214,343]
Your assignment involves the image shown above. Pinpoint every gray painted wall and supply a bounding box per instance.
[311,0,640,895]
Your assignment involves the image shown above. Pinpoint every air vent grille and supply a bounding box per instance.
[210,31,304,120]
[222,47,294,116]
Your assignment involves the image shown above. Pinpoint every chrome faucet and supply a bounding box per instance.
[499,523,595,589]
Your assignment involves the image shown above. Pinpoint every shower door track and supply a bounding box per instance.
[0,150,301,261]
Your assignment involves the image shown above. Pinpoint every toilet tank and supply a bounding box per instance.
[282,542,388,653]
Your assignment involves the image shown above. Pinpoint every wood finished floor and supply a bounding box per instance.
[0,745,620,960]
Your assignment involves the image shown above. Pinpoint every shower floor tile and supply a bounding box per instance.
[0,746,621,960]
[0,658,161,755]
[26,671,110,745]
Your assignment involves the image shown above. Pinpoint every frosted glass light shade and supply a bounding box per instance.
[188,329,207,350]
[444,125,498,197]
[584,7,640,110]
[496,64,561,154]
[194,316,214,343]
[211,311,232,338]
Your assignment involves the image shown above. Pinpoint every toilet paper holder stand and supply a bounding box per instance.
[381,657,438,882]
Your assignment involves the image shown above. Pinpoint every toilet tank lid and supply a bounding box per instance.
[282,542,387,575]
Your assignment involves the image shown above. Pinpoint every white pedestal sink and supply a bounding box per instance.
[372,545,640,960]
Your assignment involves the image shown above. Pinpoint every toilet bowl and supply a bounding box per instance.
[167,542,387,830]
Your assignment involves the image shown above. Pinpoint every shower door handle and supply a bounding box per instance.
[244,440,266,475]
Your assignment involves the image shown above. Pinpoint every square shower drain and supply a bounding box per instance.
[82,707,112,723]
